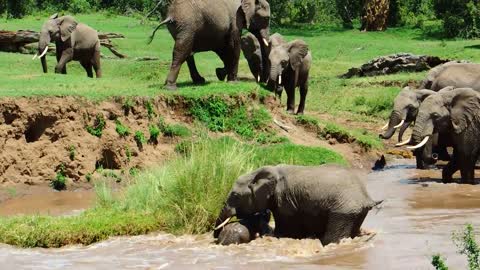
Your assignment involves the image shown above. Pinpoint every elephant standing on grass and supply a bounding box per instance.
[407,88,480,184]
[149,0,271,90]
[33,14,101,78]
[213,165,381,245]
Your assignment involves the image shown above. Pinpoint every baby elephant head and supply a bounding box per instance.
[268,40,309,87]
[241,33,262,82]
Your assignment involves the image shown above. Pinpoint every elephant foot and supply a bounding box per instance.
[286,109,295,115]
[192,76,206,85]
[296,111,304,116]
[216,68,227,81]
[164,82,177,91]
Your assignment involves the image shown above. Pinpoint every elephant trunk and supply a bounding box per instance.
[409,113,434,150]
[40,55,47,73]
[213,204,236,238]
[379,111,402,139]
[38,31,50,73]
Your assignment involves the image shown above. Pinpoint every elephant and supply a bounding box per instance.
[379,86,453,169]
[33,14,101,78]
[149,0,271,90]
[420,63,480,91]
[407,88,480,184]
[216,210,272,245]
[267,39,312,115]
[213,164,382,246]
[241,32,285,84]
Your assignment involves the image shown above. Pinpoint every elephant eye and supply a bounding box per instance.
[432,112,440,118]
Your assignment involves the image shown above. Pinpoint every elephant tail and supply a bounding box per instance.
[147,17,172,44]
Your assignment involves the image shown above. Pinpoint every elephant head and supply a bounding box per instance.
[34,14,78,73]
[268,40,309,90]
[241,33,262,82]
[408,88,479,151]
[239,0,270,46]
[379,87,438,143]
[213,167,278,238]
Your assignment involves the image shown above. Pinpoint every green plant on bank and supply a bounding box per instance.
[134,131,146,149]
[158,117,191,138]
[148,124,161,143]
[321,122,383,150]
[115,120,131,137]
[86,173,92,182]
[144,100,156,119]
[123,98,134,115]
[432,224,480,270]
[86,114,106,138]
[125,146,132,162]
[51,164,67,191]
[68,145,76,161]
[255,131,290,144]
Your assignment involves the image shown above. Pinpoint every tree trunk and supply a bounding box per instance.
[361,0,390,31]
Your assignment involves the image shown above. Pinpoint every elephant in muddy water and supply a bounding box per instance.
[407,88,480,184]
[213,165,382,246]
[34,14,101,78]
[216,210,272,245]
[149,0,271,90]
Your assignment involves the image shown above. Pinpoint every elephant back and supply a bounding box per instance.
[70,23,99,50]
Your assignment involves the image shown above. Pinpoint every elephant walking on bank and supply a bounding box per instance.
[33,14,101,78]
[149,0,271,90]
[214,165,381,245]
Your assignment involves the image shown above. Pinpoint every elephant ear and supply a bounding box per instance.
[58,16,78,42]
[451,90,480,134]
[288,40,309,71]
[415,89,437,101]
[248,166,279,203]
[49,13,59,20]
[241,0,256,29]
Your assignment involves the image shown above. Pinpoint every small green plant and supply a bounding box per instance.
[86,114,106,138]
[432,254,449,270]
[144,100,156,119]
[68,145,76,161]
[123,98,134,115]
[125,146,132,162]
[129,167,139,176]
[102,170,122,183]
[51,164,67,191]
[115,120,131,137]
[86,173,92,182]
[162,124,191,137]
[296,115,320,132]
[134,131,146,150]
[255,132,290,144]
[149,124,161,144]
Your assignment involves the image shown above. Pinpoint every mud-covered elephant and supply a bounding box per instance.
[216,210,272,245]
[213,165,381,245]
[33,14,101,78]
[407,88,480,184]
[267,38,312,114]
[420,62,480,91]
[149,0,270,90]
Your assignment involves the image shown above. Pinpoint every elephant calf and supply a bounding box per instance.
[214,164,382,246]
[216,210,272,245]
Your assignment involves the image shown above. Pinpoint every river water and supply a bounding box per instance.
[1,159,480,269]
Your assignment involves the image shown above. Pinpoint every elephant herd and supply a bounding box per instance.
[380,62,480,185]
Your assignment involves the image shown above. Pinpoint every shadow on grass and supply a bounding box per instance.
[464,44,480,50]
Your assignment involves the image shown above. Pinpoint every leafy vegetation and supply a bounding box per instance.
[51,164,67,191]
[68,145,76,161]
[86,114,106,138]
[148,123,160,143]
[134,131,146,150]
[115,120,131,137]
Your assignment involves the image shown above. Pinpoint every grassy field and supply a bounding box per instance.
[3,13,480,121]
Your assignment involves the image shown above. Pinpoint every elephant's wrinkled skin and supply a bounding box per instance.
[36,14,101,78]
[214,165,381,245]
[151,0,270,90]
[409,88,480,184]
[216,210,272,245]
[267,38,311,114]
[420,63,480,91]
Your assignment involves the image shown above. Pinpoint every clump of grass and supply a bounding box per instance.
[123,98,134,115]
[86,173,92,182]
[115,120,131,137]
[255,131,290,144]
[144,100,156,119]
[320,121,382,150]
[148,124,161,144]
[125,146,132,161]
[51,164,67,191]
[86,114,106,138]
[134,131,146,150]
[432,254,449,270]
[158,117,191,137]
[68,145,76,161]
[295,115,320,132]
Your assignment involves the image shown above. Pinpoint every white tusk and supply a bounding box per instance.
[38,46,49,58]
[278,75,282,85]
[214,217,232,230]
[395,136,411,147]
[32,54,38,60]
[257,75,260,82]
[381,123,388,130]
[407,136,430,150]
[263,38,269,47]
[393,119,405,129]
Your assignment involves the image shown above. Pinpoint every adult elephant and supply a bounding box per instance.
[420,63,480,91]
[407,88,480,184]
[33,14,101,78]
[149,0,271,90]
[213,165,381,245]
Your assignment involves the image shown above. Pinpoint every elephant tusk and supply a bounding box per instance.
[32,54,38,60]
[278,75,282,85]
[381,123,388,131]
[263,38,269,47]
[407,136,430,150]
[257,75,260,83]
[395,136,411,147]
[393,119,405,129]
[214,217,232,230]
[38,46,49,58]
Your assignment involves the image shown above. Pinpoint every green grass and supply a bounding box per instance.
[115,120,131,137]
[0,137,345,247]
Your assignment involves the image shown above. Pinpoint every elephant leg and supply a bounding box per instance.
[186,55,205,84]
[92,50,102,78]
[297,81,308,115]
[80,61,93,78]
[55,48,73,74]
[460,158,475,184]
[285,85,296,114]
[55,48,66,74]
[442,151,459,183]
[322,212,356,246]
[214,50,229,82]
[221,42,239,82]
[165,37,193,90]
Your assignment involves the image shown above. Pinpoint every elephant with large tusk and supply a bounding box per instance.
[213,164,382,245]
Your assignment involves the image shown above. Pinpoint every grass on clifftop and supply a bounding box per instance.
[0,137,345,247]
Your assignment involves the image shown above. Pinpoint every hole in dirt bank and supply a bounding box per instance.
[24,116,57,143]
[3,111,19,125]
[95,148,121,170]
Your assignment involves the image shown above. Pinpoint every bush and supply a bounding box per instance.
[134,131,146,150]
[148,124,160,143]
[51,164,67,191]
[86,114,106,138]
[269,0,339,25]
[433,0,480,38]
[115,120,131,137]
[6,0,34,18]
[69,0,91,14]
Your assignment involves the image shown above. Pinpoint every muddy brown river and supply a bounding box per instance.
[1,159,480,269]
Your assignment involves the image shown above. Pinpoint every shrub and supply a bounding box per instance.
[122,98,134,115]
[148,124,160,143]
[144,100,155,119]
[134,131,146,150]
[86,114,106,138]
[6,0,34,18]
[433,0,480,38]
[68,145,76,161]
[51,164,67,191]
[69,0,91,14]
[115,120,131,137]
